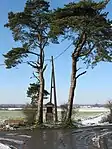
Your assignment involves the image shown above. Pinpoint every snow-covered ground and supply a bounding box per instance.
[79,107,109,112]
[0,143,11,149]
[81,113,109,126]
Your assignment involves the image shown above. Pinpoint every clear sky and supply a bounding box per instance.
[0,0,112,105]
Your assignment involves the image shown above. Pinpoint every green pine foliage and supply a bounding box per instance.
[49,0,112,123]
[27,83,49,106]
[50,0,112,67]
[4,0,51,68]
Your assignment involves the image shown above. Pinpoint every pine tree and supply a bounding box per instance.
[4,0,51,124]
[50,0,112,125]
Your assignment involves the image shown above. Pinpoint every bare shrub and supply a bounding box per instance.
[23,104,37,125]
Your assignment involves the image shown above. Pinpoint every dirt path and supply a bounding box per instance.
[0,126,112,149]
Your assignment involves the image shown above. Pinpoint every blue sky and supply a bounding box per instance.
[0,0,112,105]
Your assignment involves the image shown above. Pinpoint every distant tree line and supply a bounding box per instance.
[0,104,25,108]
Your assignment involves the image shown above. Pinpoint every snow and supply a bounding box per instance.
[0,138,23,145]
[18,135,31,138]
[92,136,100,148]
[79,107,109,112]
[0,143,11,149]
[81,113,109,126]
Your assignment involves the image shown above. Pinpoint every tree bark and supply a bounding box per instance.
[37,46,44,124]
[66,32,86,125]
[66,56,77,124]
[37,70,44,124]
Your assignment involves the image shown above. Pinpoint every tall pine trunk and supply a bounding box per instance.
[37,70,44,124]
[37,47,44,124]
[66,56,77,124]
[66,32,86,125]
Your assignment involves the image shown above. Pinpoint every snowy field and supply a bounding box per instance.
[0,107,109,127]
[0,107,110,149]
[78,107,109,112]
[0,107,109,120]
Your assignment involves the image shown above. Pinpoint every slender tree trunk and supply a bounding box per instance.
[66,56,77,124]
[37,46,44,124]
[37,70,44,124]
[66,32,86,125]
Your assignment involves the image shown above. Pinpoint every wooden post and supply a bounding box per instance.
[50,72,53,103]
[50,56,58,122]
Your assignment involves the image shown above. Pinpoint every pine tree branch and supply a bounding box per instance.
[76,71,87,79]
[76,67,82,72]
[33,72,38,79]
[30,61,40,67]
[27,62,36,68]
[42,40,48,49]
[42,64,47,72]
[30,72,40,82]
[73,32,86,59]
[80,44,95,57]
[27,51,40,57]
[27,60,40,69]
[27,62,39,69]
